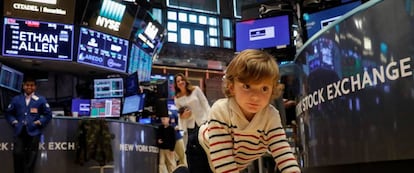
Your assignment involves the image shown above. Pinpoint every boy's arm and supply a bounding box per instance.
[266,113,301,172]
[206,104,238,173]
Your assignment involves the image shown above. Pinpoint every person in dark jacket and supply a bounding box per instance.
[157,116,177,173]
[5,76,52,173]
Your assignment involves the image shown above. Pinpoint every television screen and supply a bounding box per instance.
[127,44,152,82]
[80,0,138,39]
[0,64,24,92]
[146,74,169,98]
[94,78,124,98]
[3,0,76,24]
[235,14,292,52]
[2,17,74,61]
[90,98,121,118]
[122,93,146,115]
[303,1,361,39]
[71,99,91,117]
[131,8,166,56]
[125,71,140,96]
[155,98,168,117]
[138,117,152,124]
[77,27,129,72]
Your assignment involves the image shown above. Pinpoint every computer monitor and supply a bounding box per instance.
[122,94,146,115]
[0,64,23,93]
[155,98,168,118]
[125,71,140,97]
[71,99,91,117]
[94,78,124,98]
[90,98,121,118]
[235,14,292,52]
[303,1,361,39]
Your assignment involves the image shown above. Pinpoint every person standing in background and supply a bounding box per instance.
[5,76,52,173]
[157,116,177,173]
[174,73,211,173]
[173,73,210,144]
[198,49,301,173]
[169,111,187,167]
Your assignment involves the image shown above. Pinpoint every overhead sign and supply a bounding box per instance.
[3,0,75,24]
[2,17,74,61]
[81,0,138,39]
[95,0,126,32]
[77,27,128,72]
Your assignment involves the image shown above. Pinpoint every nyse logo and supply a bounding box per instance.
[249,26,275,41]
[96,0,126,32]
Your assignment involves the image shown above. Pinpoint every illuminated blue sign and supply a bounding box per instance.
[2,17,74,61]
[96,0,126,31]
[77,27,128,72]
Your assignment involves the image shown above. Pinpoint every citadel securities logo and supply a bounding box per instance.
[12,0,66,15]
[96,0,126,32]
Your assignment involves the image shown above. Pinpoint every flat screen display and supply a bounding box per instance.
[3,0,76,24]
[127,44,152,82]
[71,99,91,117]
[90,98,121,118]
[77,27,129,72]
[0,64,24,92]
[122,93,146,115]
[125,71,139,96]
[138,117,152,124]
[2,17,74,61]
[94,78,124,98]
[303,1,361,39]
[131,8,166,56]
[81,0,138,39]
[235,15,291,52]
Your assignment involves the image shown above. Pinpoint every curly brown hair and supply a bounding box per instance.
[223,49,283,99]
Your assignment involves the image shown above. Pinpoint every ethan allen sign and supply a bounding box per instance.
[3,0,75,24]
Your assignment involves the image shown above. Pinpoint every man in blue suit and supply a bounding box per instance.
[5,76,52,173]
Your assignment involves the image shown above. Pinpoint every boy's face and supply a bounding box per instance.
[161,117,170,125]
[230,79,273,117]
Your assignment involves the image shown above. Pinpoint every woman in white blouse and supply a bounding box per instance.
[174,73,210,145]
